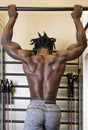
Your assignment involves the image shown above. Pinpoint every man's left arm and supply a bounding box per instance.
[58,5,87,61]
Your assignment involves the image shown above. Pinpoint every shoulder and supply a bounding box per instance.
[56,50,68,57]
[20,50,34,57]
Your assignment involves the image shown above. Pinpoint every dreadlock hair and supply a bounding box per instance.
[30,32,56,54]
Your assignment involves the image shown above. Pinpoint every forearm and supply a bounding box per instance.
[1,15,17,45]
[73,17,87,47]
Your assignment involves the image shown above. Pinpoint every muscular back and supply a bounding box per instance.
[22,54,65,101]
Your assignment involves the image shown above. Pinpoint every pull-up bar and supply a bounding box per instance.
[0,6,88,11]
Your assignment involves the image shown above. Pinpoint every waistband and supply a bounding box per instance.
[45,101,56,104]
[30,100,56,104]
[27,100,60,112]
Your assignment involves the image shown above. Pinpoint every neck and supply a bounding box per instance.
[38,48,52,55]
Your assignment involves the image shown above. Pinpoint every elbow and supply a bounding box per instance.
[1,35,9,46]
[1,37,6,46]
[1,36,5,46]
[82,38,87,49]
[84,41,87,48]
[83,43,87,51]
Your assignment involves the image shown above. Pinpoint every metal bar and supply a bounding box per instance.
[2,73,72,77]
[0,6,88,11]
[84,22,88,31]
[4,73,25,76]
[4,61,78,65]
[5,108,78,113]
[12,96,78,101]
[14,85,78,89]
[5,120,78,124]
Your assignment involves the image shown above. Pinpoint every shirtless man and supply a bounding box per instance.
[1,4,87,130]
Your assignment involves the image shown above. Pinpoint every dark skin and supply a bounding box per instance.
[1,5,87,102]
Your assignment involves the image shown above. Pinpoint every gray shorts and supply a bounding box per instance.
[24,100,61,130]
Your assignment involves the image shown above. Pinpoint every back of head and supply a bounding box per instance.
[30,32,56,54]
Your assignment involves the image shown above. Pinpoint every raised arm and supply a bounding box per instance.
[58,5,87,61]
[1,5,32,62]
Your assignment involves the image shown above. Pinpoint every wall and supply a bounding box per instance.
[0,0,88,7]
[83,46,88,130]
[0,19,3,130]
[81,11,88,130]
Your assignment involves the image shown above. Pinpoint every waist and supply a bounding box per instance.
[30,100,56,104]
[27,100,60,112]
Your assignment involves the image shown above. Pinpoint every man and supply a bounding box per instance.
[1,4,87,130]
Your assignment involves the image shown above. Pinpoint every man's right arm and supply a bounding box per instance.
[1,5,32,63]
